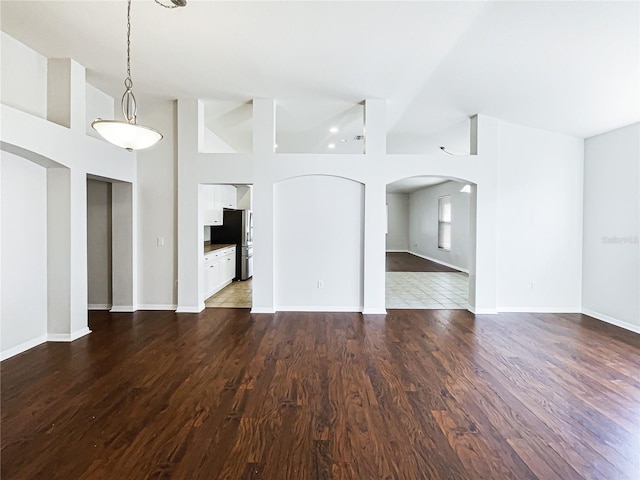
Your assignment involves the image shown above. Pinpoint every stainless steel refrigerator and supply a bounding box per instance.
[211,209,253,280]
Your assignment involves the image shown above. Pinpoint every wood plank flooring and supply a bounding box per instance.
[2,309,639,479]
[386,252,461,272]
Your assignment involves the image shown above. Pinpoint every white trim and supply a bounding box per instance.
[276,306,363,313]
[48,327,91,342]
[1,334,48,361]
[468,306,498,314]
[137,304,177,311]
[385,249,409,253]
[362,308,387,315]
[110,305,136,313]
[498,307,581,313]
[175,306,204,314]
[582,308,640,335]
[407,251,468,274]
[88,304,112,310]
[250,307,276,314]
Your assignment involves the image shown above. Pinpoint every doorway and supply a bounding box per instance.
[385,177,473,309]
[87,178,112,310]
[203,184,253,309]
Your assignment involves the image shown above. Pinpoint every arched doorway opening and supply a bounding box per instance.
[386,176,476,309]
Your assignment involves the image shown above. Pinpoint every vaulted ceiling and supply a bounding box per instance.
[2,0,638,152]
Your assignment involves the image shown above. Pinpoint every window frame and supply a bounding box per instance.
[438,195,451,251]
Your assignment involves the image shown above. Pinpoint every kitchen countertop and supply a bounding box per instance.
[204,243,236,254]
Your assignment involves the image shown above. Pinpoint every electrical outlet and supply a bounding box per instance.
[530,281,536,290]
[317,280,324,289]
[157,236,164,246]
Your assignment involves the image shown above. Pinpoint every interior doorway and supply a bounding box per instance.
[385,177,473,309]
[87,178,112,310]
[203,184,253,309]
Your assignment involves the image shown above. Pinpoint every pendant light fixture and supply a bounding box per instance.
[92,0,185,150]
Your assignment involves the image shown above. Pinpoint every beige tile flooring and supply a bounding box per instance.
[205,279,252,308]
[205,273,467,310]
[386,272,469,309]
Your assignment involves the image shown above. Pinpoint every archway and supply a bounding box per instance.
[385,175,477,310]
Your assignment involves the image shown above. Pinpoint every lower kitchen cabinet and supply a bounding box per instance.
[203,246,236,299]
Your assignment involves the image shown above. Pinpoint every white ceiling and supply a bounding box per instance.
[2,1,638,149]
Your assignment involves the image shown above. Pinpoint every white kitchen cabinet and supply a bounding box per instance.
[203,260,219,297]
[220,185,237,210]
[203,246,237,300]
[221,249,235,280]
[201,185,237,226]
[201,185,223,226]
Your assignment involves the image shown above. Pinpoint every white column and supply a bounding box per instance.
[364,99,386,155]
[47,167,71,336]
[252,99,276,154]
[176,99,202,312]
[362,179,387,314]
[250,98,276,312]
[469,114,498,313]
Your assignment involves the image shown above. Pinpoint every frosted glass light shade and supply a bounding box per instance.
[91,119,162,150]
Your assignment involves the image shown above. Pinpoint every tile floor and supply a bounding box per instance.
[205,279,252,308]
[205,273,467,310]
[386,272,469,309]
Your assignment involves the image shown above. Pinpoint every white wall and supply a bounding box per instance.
[274,175,364,310]
[202,127,237,153]
[87,179,112,309]
[408,180,471,271]
[86,83,114,140]
[1,32,137,356]
[496,121,584,311]
[387,118,470,155]
[386,193,409,251]
[0,32,47,119]
[582,123,639,331]
[1,152,48,358]
[136,99,177,309]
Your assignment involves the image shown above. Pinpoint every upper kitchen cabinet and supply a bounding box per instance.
[220,185,237,210]
[200,185,223,226]
[200,185,238,226]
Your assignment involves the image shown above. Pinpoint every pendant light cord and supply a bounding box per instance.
[126,0,132,86]
[122,0,136,124]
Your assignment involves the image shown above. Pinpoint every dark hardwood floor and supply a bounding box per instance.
[2,309,639,479]
[386,252,461,272]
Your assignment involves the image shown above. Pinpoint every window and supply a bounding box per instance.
[438,196,451,251]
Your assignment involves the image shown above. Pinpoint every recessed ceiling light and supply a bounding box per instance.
[328,143,336,149]
[329,127,339,133]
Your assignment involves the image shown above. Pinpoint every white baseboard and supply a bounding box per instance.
[88,304,112,311]
[498,307,581,313]
[407,251,469,274]
[468,306,498,314]
[110,305,136,313]
[582,308,640,334]
[1,334,48,361]
[175,306,204,314]
[48,327,91,342]
[250,307,276,314]
[276,306,363,313]
[137,304,177,311]
[386,249,409,253]
[362,308,388,315]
